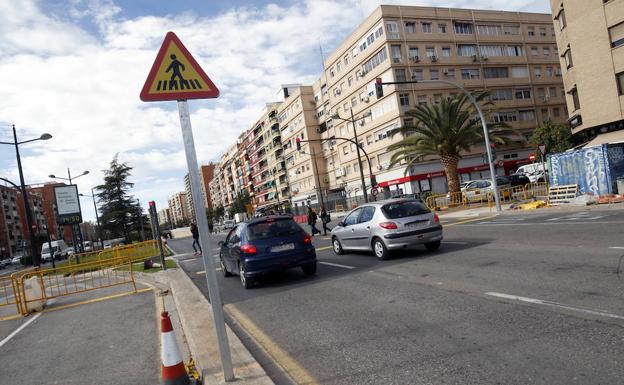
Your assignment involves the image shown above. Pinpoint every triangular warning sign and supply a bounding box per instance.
[140,32,219,102]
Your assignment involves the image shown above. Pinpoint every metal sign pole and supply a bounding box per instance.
[177,100,234,381]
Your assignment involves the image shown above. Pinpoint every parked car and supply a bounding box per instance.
[11,256,23,265]
[83,241,93,252]
[218,215,317,289]
[515,163,547,183]
[41,240,70,262]
[331,199,443,260]
[507,173,531,187]
[0,259,10,268]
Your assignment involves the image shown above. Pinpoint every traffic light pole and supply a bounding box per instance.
[375,78,501,212]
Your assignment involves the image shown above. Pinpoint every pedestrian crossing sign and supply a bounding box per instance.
[140,31,219,102]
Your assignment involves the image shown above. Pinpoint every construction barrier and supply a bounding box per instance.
[5,241,161,317]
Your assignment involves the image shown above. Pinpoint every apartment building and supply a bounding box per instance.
[199,163,216,210]
[0,185,22,258]
[315,5,567,197]
[157,207,172,228]
[183,174,196,223]
[280,85,329,211]
[208,163,224,209]
[168,192,189,225]
[246,102,289,212]
[550,0,624,146]
[15,190,45,243]
[27,182,73,243]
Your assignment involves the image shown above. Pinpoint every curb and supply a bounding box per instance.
[136,268,274,385]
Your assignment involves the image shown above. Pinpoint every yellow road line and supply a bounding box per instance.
[0,314,22,322]
[315,246,332,251]
[225,304,319,385]
[40,288,152,314]
[443,214,498,227]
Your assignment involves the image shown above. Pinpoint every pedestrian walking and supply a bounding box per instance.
[190,223,202,255]
[320,207,331,235]
[307,207,320,236]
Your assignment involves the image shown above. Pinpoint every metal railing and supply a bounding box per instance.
[425,183,551,211]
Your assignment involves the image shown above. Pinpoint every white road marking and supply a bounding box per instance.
[485,292,624,321]
[443,241,469,245]
[470,221,624,226]
[319,261,356,270]
[181,257,201,262]
[0,313,42,348]
[609,246,624,249]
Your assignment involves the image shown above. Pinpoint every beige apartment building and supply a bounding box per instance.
[168,192,189,225]
[312,5,567,198]
[550,0,624,145]
[183,173,196,223]
[279,85,328,212]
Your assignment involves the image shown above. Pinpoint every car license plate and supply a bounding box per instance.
[271,243,295,252]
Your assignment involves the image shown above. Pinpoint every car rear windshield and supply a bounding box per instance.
[382,201,430,219]
[247,219,303,241]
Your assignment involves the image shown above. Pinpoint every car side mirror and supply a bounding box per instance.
[218,241,224,247]
[338,221,345,227]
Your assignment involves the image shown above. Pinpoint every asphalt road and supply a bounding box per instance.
[168,205,624,385]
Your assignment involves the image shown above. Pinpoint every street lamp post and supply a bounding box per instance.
[79,189,105,250]
[0,125,53,266]
[49,169,89,257]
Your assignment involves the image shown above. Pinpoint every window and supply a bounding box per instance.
[541,108,549,120]
[446,68,455,80]
[382,201,429,219]
[503,25,520,35]
[534,66,542,77]
[549,87,557,97]
[395,68,407,82]
[442,47,451,57]
[430,69,439,80]
[543,47,550,56]
[538,87,545,99]
[418,95,428,105]
[343,145,349,155]
[411,69,423,81]
[408,46,419,60]
[366,135,373,145]
[351,97,357,107]
[330,67,335,77]
[507,45,524,56]
[422,22,432,33]
[545,67,553,77]
[457,44,477,56]
[609,22,624,48]
[490,89,513,101]
[336,62,342,72]
[569,86,580,110]
[531,46,539,56]
[539,27,547,37]
[438,23,447,33]
[362,47,388,73]
[515,88,532,99]
[556,9,566,31]
[391,45,402,63]
[480,45,505,57]
[563,48,573,69]
[527,26,535,36]
[492,110,518,123]
[461,68,480,79]
[386,21,399,39]
[477,24,502,35]
[433,94,442,103]
[519,110,536,121]
[553,107,561,117]
[405,22,416,33]
[344,55,349,66]
[511,66,528,78]
[348,76,353,87]
[454,22,474,34]
[484,67,508,79]
[399,93,410,106]
[426,46,436,58]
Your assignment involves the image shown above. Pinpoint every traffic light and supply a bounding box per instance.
[296,138,301,151]
[370,174,377,187]
[489,142,497,161]
[375,77,383,98]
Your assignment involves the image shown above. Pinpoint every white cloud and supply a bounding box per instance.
[0,0,552,219]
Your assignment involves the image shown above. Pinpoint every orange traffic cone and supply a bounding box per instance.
[161,311,190,385]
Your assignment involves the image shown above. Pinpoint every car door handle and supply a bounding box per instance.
[366,226,370,230]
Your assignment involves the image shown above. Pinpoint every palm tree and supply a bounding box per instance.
[388,92,516,194]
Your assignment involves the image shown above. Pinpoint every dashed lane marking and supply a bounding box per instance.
[316,246,333,251]
[485,292,624,321]
[319,261,356,270]
[443,215,498,227]
[609,246,624,249]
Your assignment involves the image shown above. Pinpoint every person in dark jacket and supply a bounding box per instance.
[320,207,331,235]
[190,223,202,255]
[307,207,320,236]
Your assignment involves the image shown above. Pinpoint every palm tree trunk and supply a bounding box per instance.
[441,155,461,194]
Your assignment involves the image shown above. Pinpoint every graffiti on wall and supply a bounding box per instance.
[549,144,612,195]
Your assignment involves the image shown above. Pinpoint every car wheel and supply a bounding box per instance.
[302,262,317,276]
[332,237,344,255]
[239,262,252,289]
[372,238,389,260]
[220,257,232,277]
[425,240,441,251]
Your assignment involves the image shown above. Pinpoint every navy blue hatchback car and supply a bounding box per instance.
[218,215,317,289]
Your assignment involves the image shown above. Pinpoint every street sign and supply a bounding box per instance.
[529,153,536,161]
[539,144,546,155]
[140,31,233,381]
[54,185,83,225]
[140,32,219,102]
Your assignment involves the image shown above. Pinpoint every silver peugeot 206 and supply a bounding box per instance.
[331,198,443,260]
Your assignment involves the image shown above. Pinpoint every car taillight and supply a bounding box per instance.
[240,244,257,254]
[303,234,312,244]
[379,221,398,229]
[433,214,440,223]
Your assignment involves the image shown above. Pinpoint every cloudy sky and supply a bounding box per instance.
[0,0,550,220]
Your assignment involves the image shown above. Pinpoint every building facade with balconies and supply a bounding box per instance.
[550,0,624,146]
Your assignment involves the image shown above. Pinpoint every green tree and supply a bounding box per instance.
[388,92,516,193]
[95,155,139,242]
[228,190,251,217]
[528,121,572,155]
[214,205,225,221]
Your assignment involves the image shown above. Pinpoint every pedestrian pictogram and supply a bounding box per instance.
[140,31,219,101]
